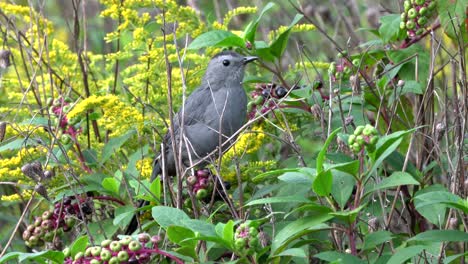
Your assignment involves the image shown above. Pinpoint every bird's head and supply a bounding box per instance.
[202,51,257,89]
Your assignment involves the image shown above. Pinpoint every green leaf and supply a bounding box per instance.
[368,128,416,175]
[275,248,307,258]
[188,30,244,50]
[378,14,404,43]
[408,230,468,243]
[152,206,190,228]
[387,245,425,264]
[278,171,313,185]
[0,138,28,152]
[167,225,196,247]
[437,0,468,40]
[317,128,342,174]
[413,185,448,226]
[313,170,333,197]
[222,220,234,246]
[415,190,468,214]
[149,177,161,201]
[331,171,356,209]
[330,204,366,224]
[314,251,366,264]
[313,127,341,196]
[101,130,135,164]
[271,214,332,255]
[361,231,393,251]
[245,196,310,206]
[328,160,360,178]
[444,252,468,264]
[70,235,88,259]
[252,168,301,182]
[365,172,419,197]
[389,45,429,87]
[102,177,120,195]
[0,250,65,264]
[113,205,135,228]
[242,2,275,43]
[269,14,303,58]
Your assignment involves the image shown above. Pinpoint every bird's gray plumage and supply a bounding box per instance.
[127,51,256,234]
[154,50,256,177]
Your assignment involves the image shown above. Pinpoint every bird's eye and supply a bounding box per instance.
[222,60,230,66]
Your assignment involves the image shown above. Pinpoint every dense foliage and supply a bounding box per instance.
[0,0,467,263]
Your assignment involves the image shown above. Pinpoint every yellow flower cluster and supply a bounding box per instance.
[223,125,266,161]
[220,125,275,182]
[269,24,317,41]
[136,158,153,179]
[223,7,258,29]
[1,189,33,202]
[67,95,144,137]
[0,146,47,182]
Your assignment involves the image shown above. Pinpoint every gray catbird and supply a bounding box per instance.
[126,51,257,234]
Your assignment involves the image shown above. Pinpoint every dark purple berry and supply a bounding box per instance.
[274,87,287,98]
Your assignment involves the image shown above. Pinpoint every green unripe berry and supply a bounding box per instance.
[74,252,84,261]
[253,95,264,105]
[352,142,361,152]
[363,127,373,136]
[249,237,259,248]
[418,17,428,26]
[63,247,70,257]
[407,8,417,19]
[91,246,102,257]
[404,1,411,11]
[415,0,425,5]
[117,250,129,261]
[100,249,112,261]
[401,12,407,21]
[85,247,93,257]
[416,28,424,35]
[110,241,122,252]
[119,236,133,246]
[343,66,352,75]
[65,216,76,227]
[400,21,406,29]
[356,135,365,145]
[419,7,428,16]
[247,101,254,112]
[406,20,416,29]
[249,227,258,237]
[101,239,112,247]
[354,125,365,135]
[196,188,208,200]
[235,238,246,249]
[90,259,102,264]
[108,256,120,264]
[28,235,39,246]
[43,231,54,242]
[352,59,360,67]
[128,240,142,251]
[370,136,378,146]
[428,1,436,10]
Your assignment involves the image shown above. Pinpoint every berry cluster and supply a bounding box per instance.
[328,53,359,82]
[22,197,93,248]
[234,222,261,257]
[48,97,81,143]
[400,0,437,38]
[64,234,171,264]
[348,124,379,153]
[186,168,213,200]
[248,83,288,120]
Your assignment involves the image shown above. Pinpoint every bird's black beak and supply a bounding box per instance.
[243,56,258,65]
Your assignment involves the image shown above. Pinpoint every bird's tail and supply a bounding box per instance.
[125,158,162,235]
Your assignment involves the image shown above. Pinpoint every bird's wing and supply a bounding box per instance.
[163,85,215,144]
